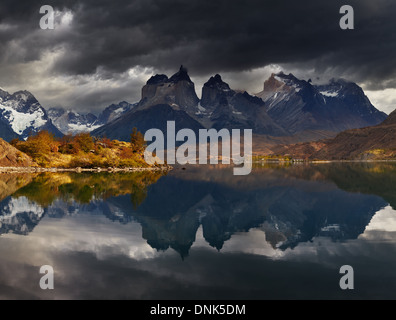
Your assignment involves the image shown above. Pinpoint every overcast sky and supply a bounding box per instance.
[0,0,395,114]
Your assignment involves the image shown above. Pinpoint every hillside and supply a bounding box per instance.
[0,138,35,167]
[256,73,387,135]
[270,109,396,160]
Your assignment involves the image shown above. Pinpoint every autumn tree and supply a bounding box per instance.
[74,133,95,153]
[130,127,145,153]
[16,131,58,166]
[10,138,20,147]
[99,137,114,149]
[58,134,79,154]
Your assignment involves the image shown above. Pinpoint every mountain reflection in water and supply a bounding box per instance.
[2,163,396,299]
[0,163,394,258]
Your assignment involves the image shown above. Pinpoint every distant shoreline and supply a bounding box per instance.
[253,159,396,163]
[0,166,172,174]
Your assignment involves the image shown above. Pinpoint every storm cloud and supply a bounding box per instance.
[0,0,395,113]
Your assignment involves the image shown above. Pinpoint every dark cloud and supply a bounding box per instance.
[0,0,395,111]
[47,1,396,81]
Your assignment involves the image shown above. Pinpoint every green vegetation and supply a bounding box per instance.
[10,129,151,168]
[252,155,294,162]
[13,171,165,208]
[362,148,396,160]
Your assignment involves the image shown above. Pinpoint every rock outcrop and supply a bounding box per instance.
[0,138,34,167]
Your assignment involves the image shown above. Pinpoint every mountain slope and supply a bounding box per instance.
[0,117,20,141]
[138,65,200,114]
[92,104,204,141]
[48,108,99,135]
[200,74,288,135]
[0,89,63,141]
[92,67,204,141]
[256,73,387,135]
[48,101,136,135]
[271,109,396,160]
[0,138,34,167]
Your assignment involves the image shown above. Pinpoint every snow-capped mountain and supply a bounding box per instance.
[200,74,287,135]
[92,68,286,140]
[48,101,136,135]
[0,88,63,141]
[256,72,387,134]
[48,108,98,135]
[93,68,388,142]
[97,101,137,124]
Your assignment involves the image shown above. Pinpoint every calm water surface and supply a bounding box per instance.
[0,162,396,299]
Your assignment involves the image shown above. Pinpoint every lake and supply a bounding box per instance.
[0,162,396,299]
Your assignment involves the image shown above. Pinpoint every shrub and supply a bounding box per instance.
[74,133,95,153]
[59,134,80,155]
[16,131,58,167]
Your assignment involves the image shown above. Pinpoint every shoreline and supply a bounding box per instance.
[2,159,396,173]
[0,165,172,174]
[253,159,396,163]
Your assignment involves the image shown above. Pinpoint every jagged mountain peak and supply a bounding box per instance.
[49,101,136,135]
[169,65,192,83]
[0,88,62,140]
[238,91,264,105]
[147,74,169,85]
[318,78,364,98]
[12,90,35,101]
[256,71,387,135]
[146,66,192,86]
[139,66,199,112]
[262,72,305,94]
[200,74,286,136]
[48,107,66,116]
[204,74,231,91]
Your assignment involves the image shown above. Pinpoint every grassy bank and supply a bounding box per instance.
[10,130,161,169]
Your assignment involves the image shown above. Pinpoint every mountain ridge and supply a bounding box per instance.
[256,72,387,135]
[48,101,136,135]
[0,88,62,141]
[93,67,387,142]
[269,109,396,160]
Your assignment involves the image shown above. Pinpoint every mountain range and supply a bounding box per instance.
[47,101,137,135]
[0,88,62,141]
[92,66,387,141]
[256,72,386,134]
[0,66,389,153]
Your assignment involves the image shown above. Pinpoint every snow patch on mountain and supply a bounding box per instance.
[0,88,62,140]
[67,122,102,133]
[320,90,339,98]
[49,101,136,135]
[1,103,47,135]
